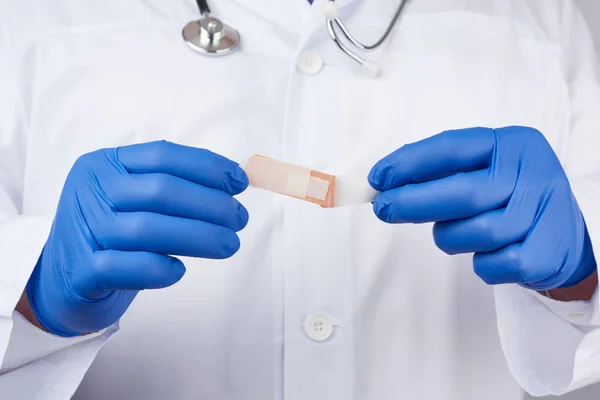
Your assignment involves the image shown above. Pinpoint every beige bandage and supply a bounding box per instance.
[244,155,336,207]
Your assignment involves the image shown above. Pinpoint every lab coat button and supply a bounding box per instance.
[304,314,333,342]
[297,51,323,75]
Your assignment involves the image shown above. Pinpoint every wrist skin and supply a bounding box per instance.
[543,271,598,301]
[15,289,49,333]
[15,290,95,336]
[541,228,598,301]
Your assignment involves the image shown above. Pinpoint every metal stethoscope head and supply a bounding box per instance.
[182,0,409,76]
[182,0,240,56]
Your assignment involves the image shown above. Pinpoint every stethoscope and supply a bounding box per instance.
[182,0,409,76]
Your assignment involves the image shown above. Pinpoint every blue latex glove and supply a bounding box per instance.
[368,126,597,290]
[26,141,249,337]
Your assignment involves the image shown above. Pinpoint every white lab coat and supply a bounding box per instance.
[0,0,599,399]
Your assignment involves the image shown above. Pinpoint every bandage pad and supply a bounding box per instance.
[244,155,336,208]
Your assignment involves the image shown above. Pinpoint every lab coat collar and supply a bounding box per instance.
[222,0,361,35]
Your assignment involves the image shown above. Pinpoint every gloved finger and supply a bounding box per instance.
[116,141,248,195]
[472,243,526,285]
[92,250,186,292]
[372,169,513,223]
[368,127,495,191]
[473,241,562,288]
[95,212,241,259]
[473,197,587,290]
[432,207,533,255]
[109,173,249,232]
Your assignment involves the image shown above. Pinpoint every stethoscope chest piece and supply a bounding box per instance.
[182,17,240,56]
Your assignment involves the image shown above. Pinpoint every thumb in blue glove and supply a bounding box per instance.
[368,126,597,290]
[26,140,249,337]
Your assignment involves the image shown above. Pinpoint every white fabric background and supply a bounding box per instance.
[578,0,600,53]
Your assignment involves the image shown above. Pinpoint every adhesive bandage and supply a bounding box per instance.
[244,155,336,207]
[243,155,378,208]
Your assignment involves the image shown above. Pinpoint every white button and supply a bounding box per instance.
[304,314,334,342]
[296,51,323,75]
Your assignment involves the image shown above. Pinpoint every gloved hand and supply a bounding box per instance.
[368,126,597,290]
[26,141,249,337]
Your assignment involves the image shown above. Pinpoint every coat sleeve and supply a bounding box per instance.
[0,21,118,400]
[493,0,600,396]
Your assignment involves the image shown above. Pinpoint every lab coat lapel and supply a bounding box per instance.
[222,0,361,36]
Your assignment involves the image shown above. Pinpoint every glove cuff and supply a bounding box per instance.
[558,227,597,289]
[26,251,81,338]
